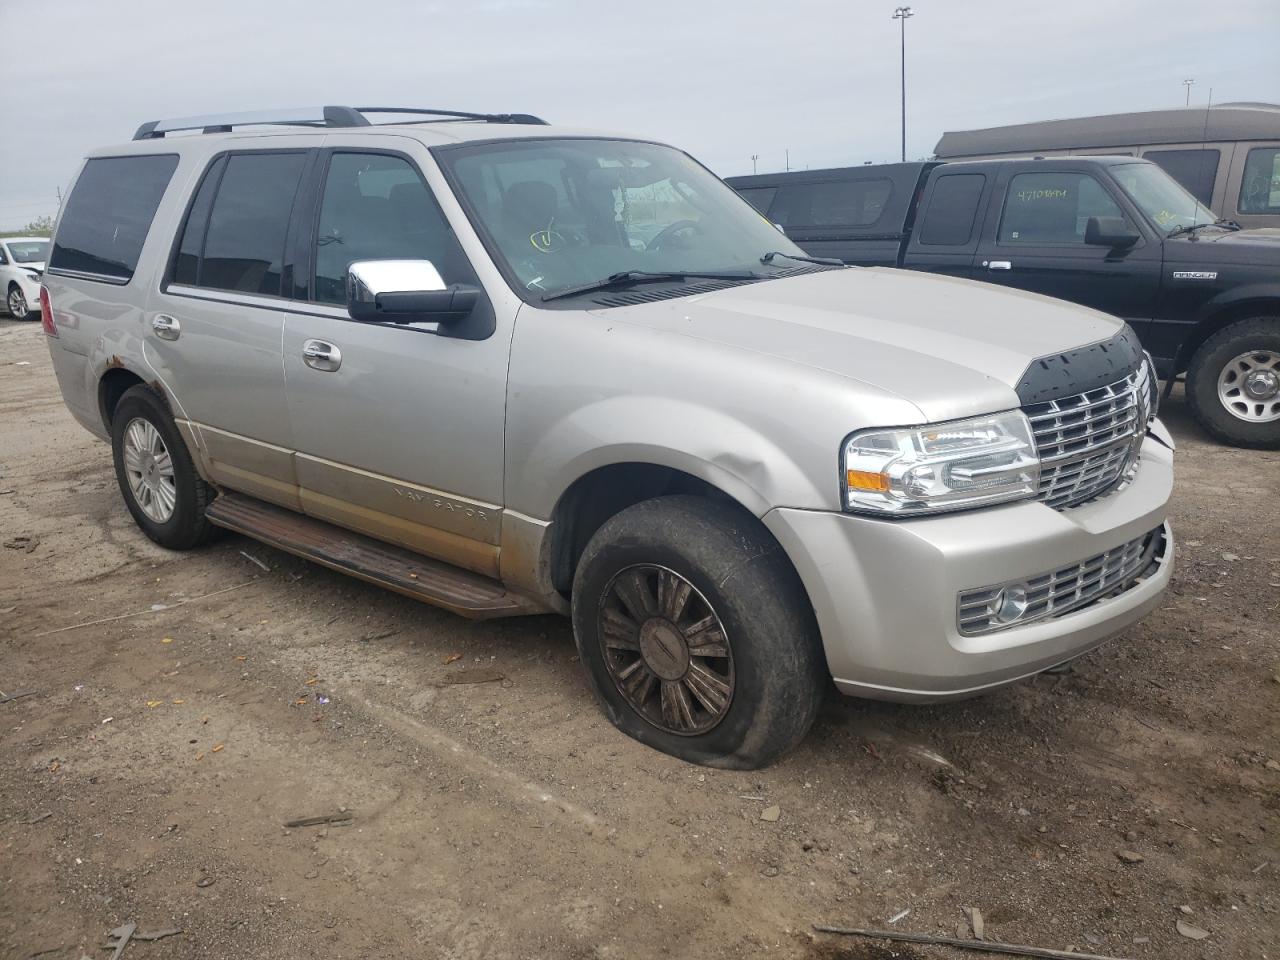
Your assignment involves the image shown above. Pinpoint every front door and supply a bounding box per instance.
[280,144,511,578]
[972,166,1163,331]
[147,144,320,509]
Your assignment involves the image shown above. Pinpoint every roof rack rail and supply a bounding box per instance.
[132,105,548,140]
[355,107,548,126]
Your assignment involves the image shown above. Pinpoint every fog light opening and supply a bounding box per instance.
[993,585,1030,625]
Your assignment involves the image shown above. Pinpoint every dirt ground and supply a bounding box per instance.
[1,316,1277,960]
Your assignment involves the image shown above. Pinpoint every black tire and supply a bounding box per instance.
[1186,317,1280,449]
[571,495,826,769]
[7,283,32,319]
[111,384,219,550]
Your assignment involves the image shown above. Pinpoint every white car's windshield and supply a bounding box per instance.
[7,240,49,263]
[441,139,814,299]
[1110,163,1218,234]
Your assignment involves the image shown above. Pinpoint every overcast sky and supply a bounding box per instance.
[1,0,1277,230]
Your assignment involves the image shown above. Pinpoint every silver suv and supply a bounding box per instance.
[42,106,1175,768]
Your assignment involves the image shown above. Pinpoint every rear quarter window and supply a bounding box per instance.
[49,154,179,283]
[1239,147,1280,214]
[917,173,986,245]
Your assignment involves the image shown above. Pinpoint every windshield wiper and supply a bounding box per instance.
[1167,219,1237,239]
[540,269,760,303]
[761,250,844,267]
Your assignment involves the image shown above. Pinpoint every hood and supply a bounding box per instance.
[590,267,1124,423]
[1166,227,1280,266]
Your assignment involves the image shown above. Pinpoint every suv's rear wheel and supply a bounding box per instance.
[571,495,826,769]
[111,385,218,549]
[1186,318,1280,449]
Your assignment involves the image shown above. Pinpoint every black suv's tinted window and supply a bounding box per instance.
[49,155,178,282]
[770,178,892,229]
[736,186,777,215]
[1142,149,1220,205]
[1239,147,1280,214]
[313,152,470,304]
[998,172,1126,244]
[198,153,306,295]
[918,173,985,245]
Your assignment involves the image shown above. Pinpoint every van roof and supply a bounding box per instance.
[934,102,1280,158]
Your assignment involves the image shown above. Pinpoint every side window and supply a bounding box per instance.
[736,186,777,215]
[917,174,986,245]
[172,157,224,286]
[197,153,307,296]
[314,152,469,304]
[998,172,1127,244]
[1239,147,1280,214]
[0,246,8,265]
[48,154,178,282]
[771,178,892,229]
[1142,149,1220,205]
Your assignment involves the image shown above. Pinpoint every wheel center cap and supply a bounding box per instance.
[638,618,690,681]
[1244,370,1279,399]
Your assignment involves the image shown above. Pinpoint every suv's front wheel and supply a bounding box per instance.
[111,384,219,549]
[1186,317,1280,449]
[571,495,826,769]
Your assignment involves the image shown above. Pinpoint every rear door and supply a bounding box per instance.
[971,163,1163,327]
[146,141,323,509]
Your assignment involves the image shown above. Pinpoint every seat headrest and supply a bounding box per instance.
[503,180,558,230]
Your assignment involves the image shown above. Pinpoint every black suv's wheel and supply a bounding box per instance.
[7,284,31,319]
[111,385,219,549]
[571,495,826,769]
[1186,318,1280,449]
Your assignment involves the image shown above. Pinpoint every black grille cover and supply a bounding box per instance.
[1015,325,1144,406]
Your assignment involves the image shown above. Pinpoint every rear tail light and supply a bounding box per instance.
[39,285,57,338]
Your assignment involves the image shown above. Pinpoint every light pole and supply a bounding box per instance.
[751,154,759,174]
[892,6,914,162]
[1183,78,1195,107]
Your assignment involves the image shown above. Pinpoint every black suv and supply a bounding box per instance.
[729,157,1280,448]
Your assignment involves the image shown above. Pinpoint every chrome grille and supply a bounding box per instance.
[1027,366,1149,510]
[957,523,1167,636]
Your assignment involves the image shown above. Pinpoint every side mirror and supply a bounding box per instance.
[346,260,479,325]
[1084,216,1139,250]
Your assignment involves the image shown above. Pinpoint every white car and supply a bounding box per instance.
[2,236,49,318]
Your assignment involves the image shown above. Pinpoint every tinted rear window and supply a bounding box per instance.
[770,178,892,229]
[918,173,986,245]
[1142,149,1220,205]
[49,154,178,282]
[197,153,307,295]
[736,186,777,215]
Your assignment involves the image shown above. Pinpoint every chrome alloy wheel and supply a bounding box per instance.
[8,286,27,317]
[598,564,734,736]
[122,417,177,523]
[1217,350,1280,423]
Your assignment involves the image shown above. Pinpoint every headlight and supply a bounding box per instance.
[1140,350,1159,421]
[842,410,1040,516]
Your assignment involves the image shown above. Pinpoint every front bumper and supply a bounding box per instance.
[763,429,1174,701]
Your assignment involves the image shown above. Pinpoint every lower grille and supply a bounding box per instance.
[1026,365,1149,510]
[957,523,1167,636]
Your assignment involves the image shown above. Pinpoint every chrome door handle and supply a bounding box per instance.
[985,260,1012,271]
[303,339,342,372]
[152,313,181,340]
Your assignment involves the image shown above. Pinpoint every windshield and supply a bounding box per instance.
[1110,163,1218,234]
[439,139,812,299]
[6,240,49,263]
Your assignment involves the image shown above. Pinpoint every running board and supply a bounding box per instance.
[204,492,541,619]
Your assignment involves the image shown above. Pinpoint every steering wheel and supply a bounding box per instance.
[647,219,703,252]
